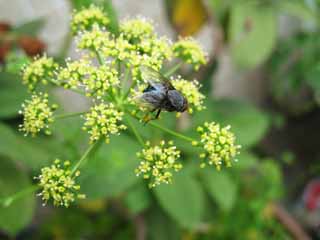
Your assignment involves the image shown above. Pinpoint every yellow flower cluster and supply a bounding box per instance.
[71,5,109,34]
[173,37,207,70]
[83,65,119,98]
[22,55,58,91]
[19,92,57,137]
[197,122,241,170]
[36,159,85,207]
[57,58,92,89]
[77,27,110,53]
[171,77,205,114]
[82,103,126,144]
[120,18,155,41]
[135,141,182,188]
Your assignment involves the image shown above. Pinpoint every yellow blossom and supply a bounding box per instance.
[22,55,58,91]
[197,122,241,170]
[120,18,155,41]
[77,27,110,53]
[71,5,109,35]
[82,103,126,143]
[173,37,207,70]
[19,92,57,137]
[36,159,85,207]
[171,77,205,113]
[135,141,182,188]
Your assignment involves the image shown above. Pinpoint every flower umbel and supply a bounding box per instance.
[135,141,182,188]
[71,5,109,35]
[36,159,85,207]
[120,17,155,41]
[82,103,126,143]
[22,55,58,91]
[197,122,241,170]
[173,37,207,70]
[171,77,205,114]
[19,92,57,136]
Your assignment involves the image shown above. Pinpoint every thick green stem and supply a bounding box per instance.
[54,111,86,120]
[125,117,145,147]
[164,62,183,77]
[1,185,39,208]
[71,139,102,174]
[95,50,104,65]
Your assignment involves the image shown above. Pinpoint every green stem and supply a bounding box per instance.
[125,117,145,147]
[54,111,86,120]
[129,113,195,143]
[71,139,102,174]
[48,79,86,96]
[95,50,104,65]
[1,185,39,208]
[121,67,131,98]
[164,62,183,77]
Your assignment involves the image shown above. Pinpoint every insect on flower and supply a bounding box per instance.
[137,66,188,123]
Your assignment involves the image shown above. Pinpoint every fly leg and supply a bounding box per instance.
[155,109,161,119]
[142,108,157,125]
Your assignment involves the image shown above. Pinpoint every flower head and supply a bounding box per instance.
[103,34,135,61]
[19,92,57,136]
[173,37,207,70]
[57,58,92,89]
[135,141,182,188]
[197,122,241,170]
[77,27,110,53]
[120,18,155,42]
[71,5,109,35]
[171,77,205,114]
[82,65,119,98]
[22,55,58,91]
[36,159,85,207]
[82,103,126,143]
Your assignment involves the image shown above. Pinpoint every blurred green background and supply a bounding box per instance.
[1,0,320,239]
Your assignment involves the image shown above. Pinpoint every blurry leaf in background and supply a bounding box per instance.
[279,0,316,21]
[80,135,140,199]
[12,18,45,37]
[4,52,30,75]
[201,169,237,212]
[0,156,36,236]
[147,207,181,240]
[0,72,28,118]
[234,150,258,170]
[0,123,55,170]
[153,167,205,229]
[192,99,270,149]
[124,182,151,215]
[165,0,207,36]
[229,2,277,68]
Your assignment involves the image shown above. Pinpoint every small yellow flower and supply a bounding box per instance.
[22,55,58,91]
[77,27,110,53]
[135,141,182,188]
[82,65,119,98]
[57,58,93,89]
[82,103,126,144]
[36,159,85,207]
[197,122,241,170]
[171,77,205,113]
[102,34,135,61]
[173,37,207,70]
[19,92,57,137]
[120,17,155,41]
[71,5,109,35]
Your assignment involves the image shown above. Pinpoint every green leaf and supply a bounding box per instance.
[147,207,181,240]
[153,169,205,229]
[13,18,45,36]
[234,151,258,170]
[80,135,140,199]
[124,182,151,215]
[229,3,277,68]
[193,99,270,148]
[101,0,119,35]
[279,1,316,21]
[201,169,237,212]
[0,123,53,170]
[0,156,36,236]
[0,72,28,118]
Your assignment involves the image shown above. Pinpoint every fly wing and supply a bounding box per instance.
[140,66,174,90]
